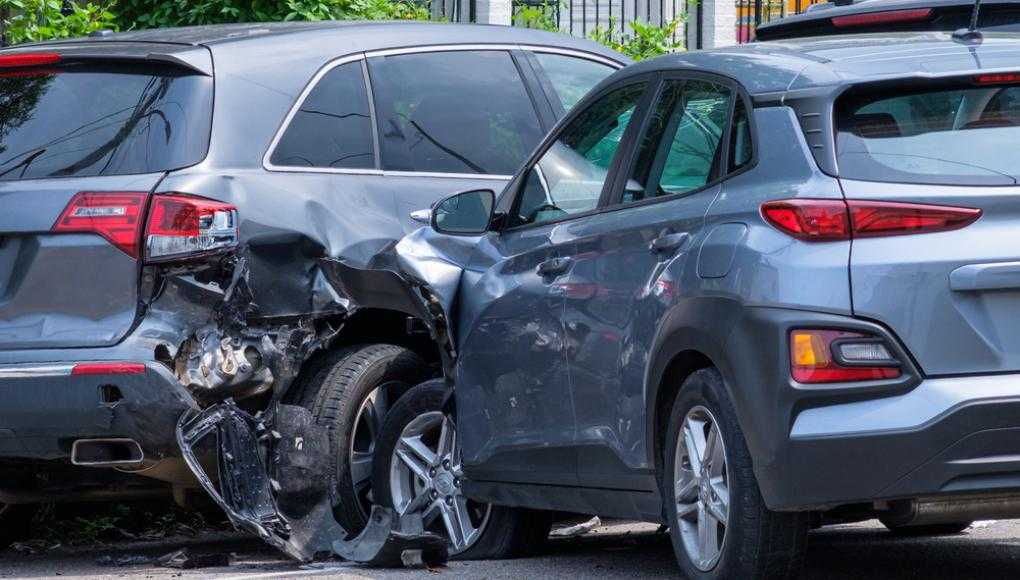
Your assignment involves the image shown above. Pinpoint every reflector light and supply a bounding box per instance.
[0,52,61,68]
[790,329,901,384]
[975,73,1020,86]
[145,194,238,261]
[832,8,933,28]
[762,199,981,241]
[71,362,146,376]
[52,192,149,258]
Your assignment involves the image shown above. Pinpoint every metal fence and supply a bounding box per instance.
[735,0,821,43]
[510,0,693,46]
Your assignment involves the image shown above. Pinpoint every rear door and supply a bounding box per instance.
[0,48,214,349]
[838,80,1020,376]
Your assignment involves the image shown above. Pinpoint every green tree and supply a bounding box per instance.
[1,0,117,44]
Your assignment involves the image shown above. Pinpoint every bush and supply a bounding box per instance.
[116,0,429,29]
[1,0,118,44]
[589,17,685,60]
[513,0,558,32]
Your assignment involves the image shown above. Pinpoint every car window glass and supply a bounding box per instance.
[511,82,646,228]
[532,52,617,112]
[369,51,543,175]
[269,61,375,170]
[623,79,731,204]
[730,96,752,172]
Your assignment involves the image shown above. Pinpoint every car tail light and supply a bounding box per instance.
[145,194,238,262]
[790,329,901,384]
[72,362,146,376]
[762,199,981,241]
[0,52,61,68]
[832,8,933,28]
[975,73,1020,86]
[52,192,148,258]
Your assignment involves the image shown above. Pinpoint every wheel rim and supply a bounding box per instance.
[674,405,730,572]
[348,383,399,520]
[389,411,491,555]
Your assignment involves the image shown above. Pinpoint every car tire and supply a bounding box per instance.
[372,380,553,560]
[663,368,810,580]
[0,503,36,550]
[307,343,430,535]
[881,520,973,536]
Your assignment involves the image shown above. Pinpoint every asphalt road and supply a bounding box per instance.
[2,519,1018,579]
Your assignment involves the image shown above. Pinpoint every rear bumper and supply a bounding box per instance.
[776,374,1020,509]
[0,361,198,464]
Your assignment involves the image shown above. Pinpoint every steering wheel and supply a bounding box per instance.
[526,203,567,223]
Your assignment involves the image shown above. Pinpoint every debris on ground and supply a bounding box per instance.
[333,506,449,569]
[95,554,156,567]
[159,547,232,569]
[550,517,603,538]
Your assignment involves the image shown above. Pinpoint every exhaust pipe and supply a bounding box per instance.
[71,438,145,467]
[885,493,1020,527]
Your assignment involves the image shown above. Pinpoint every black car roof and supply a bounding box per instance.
[610,31,1020,95]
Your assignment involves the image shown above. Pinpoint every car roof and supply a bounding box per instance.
[15,21,625,64]
[757,0,1019,35]
[611,32,1020,95]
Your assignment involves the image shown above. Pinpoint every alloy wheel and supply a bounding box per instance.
[674,405,730,572]
[348,383,398,519]
[389,411,491,554]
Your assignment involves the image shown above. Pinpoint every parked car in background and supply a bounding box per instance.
[756,0,1020,40]
[364,31,1020,577]
[0,21,625,550]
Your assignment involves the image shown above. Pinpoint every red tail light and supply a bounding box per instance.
[72,362,146,376]
[832,8,933,28]
[790,329,901,384]
[0,52,61,68]
[145,194,238,262]
[52,192,148,258]
[762,199,981,241]
[975,73,1020,86]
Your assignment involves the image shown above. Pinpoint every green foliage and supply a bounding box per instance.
[1,0,118,44]
[512,0,558,32]
[116,0,429,29]
[589,17,685,60]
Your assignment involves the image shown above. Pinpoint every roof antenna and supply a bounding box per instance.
[953,0,984,43]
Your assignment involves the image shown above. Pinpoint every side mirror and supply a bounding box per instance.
[431,189,495,235]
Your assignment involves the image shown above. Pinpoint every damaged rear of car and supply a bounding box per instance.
[0,21,624,559]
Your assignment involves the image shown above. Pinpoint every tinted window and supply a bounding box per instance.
[0,64,211,181]
[512,83,646,228]
[623,80,731,203]
[269,61,375,170]
[369,51,543,175]
[533,52,616,112]
[730,97,752,172]
[836,84,1020,185]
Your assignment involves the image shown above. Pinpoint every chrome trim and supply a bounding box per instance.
[0,363,74,378]
[71,438,145,467]
[263,44,623,177]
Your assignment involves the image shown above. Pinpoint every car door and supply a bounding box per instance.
[553,75,745,490]
[454,79,654,487]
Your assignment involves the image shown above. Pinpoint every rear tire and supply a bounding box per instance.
[373,380,552,560]
[0,503,36,550]
[306,344,430,535]
[881,520,973,536]
[663,368,809,580]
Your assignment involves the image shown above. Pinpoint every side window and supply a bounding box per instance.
[368,51,543,175]
[729,96,753,172]
[511,83,647,228]
[623,80,732,204]
[269,61,375,170]
[532,52,617,112]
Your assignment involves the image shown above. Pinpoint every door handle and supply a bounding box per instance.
[649,232,690,254]
[537,257,572,277]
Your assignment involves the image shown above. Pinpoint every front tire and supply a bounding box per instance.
[373,380,552,560]
[663,368,809,580]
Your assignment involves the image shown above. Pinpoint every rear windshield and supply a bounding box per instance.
[835,83,1020,186]
[0,63,212,181]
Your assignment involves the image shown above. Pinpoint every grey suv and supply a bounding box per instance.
[362,31,1020,578]
[0,22,624,548]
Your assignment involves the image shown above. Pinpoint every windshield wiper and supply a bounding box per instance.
[0,148,47,179]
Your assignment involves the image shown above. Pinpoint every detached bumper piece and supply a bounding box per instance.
[176,401,345,562]
[334,506,449,568]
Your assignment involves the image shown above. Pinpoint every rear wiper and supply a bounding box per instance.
[0,148,47,179]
